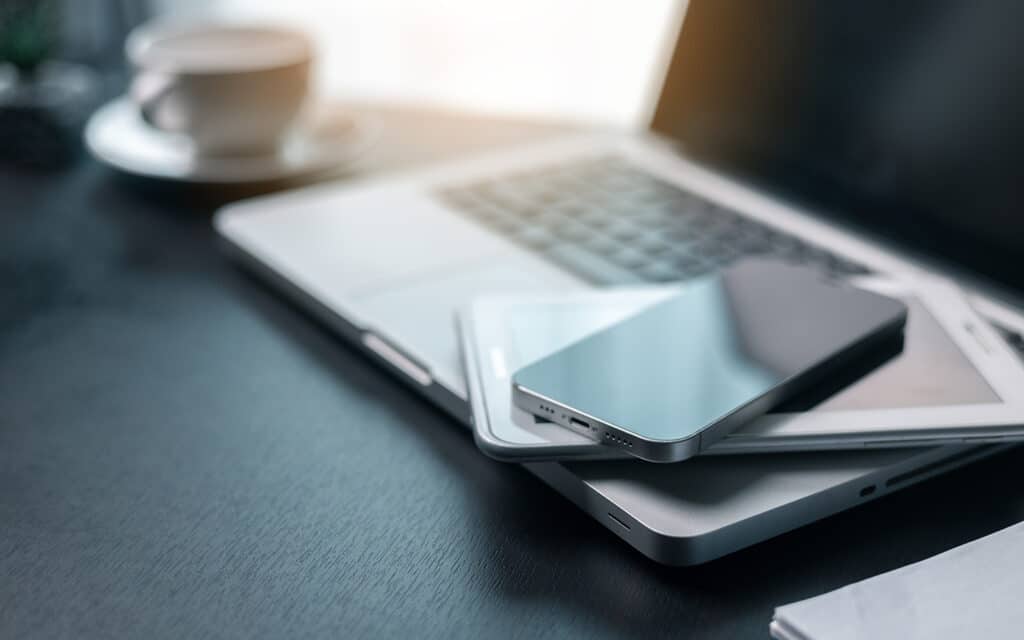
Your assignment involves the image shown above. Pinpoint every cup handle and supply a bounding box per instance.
[131,72,179,131]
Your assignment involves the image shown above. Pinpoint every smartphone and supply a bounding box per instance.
[511,259,908,463]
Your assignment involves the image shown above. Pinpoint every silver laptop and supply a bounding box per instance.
[214,3,1024,564]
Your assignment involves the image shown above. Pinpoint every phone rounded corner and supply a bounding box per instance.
[509,381,536,409]
[622,430,703,464]
[664,432,704,463]
[509,375,526,393]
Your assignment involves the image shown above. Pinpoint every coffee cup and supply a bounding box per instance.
[126,22,314,156]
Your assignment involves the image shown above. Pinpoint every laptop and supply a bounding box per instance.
[214,2,1024,564]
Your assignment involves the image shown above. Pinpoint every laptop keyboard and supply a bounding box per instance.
[437,155,871,285]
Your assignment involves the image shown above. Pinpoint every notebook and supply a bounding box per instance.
[771,520,1024,639]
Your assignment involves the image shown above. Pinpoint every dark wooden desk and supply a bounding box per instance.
[3,104,1024,639]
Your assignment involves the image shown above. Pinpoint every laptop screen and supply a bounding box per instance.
[653,2,1024,292]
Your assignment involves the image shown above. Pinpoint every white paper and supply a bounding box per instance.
[772,520,1024,639]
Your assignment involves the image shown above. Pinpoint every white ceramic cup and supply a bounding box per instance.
[127,22,314,156]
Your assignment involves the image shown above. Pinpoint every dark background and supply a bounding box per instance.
[656,0,1024,295]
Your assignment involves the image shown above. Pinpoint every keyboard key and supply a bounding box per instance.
[532,211,571,231]
[544,244,644,285]
[606,246,651,269]
[692,239,736,261]
[631,210,671,229]
[556,202,587,218]
[681,262,716,278]
[662,225,703,244]
[605,220,645,241]
[631,232,674,255]
[582,234,620,256]
[634,260,688,282]
[576,208,615,229]
[551,220,594,243]
[664,246,706,265]
[511,226,558,249]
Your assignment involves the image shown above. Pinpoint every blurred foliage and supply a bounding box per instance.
[0,0,58,73]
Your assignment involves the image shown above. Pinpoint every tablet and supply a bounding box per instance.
[458,275,1024,461]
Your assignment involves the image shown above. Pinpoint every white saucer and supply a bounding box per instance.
[84,97,375,183]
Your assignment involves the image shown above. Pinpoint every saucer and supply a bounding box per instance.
[84,97,375,183]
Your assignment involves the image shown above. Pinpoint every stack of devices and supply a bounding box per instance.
[214,2,1024,564]
[465,260,1024,463]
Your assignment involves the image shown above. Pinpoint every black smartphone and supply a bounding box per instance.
[511,259,907,463]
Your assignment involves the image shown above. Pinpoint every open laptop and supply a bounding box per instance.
[215,2,1024,564]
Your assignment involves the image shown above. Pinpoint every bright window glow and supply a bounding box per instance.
[156,0,685,127]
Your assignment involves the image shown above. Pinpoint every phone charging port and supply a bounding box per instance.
[569,416,590,429]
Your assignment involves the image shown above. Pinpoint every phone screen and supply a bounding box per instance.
[512,260,906,444]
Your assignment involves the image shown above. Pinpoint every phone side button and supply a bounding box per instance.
[362,332,433,387]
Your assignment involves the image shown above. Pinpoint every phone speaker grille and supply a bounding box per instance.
[603,431,633,448]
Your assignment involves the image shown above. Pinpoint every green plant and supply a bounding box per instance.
[0,0,58,74]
